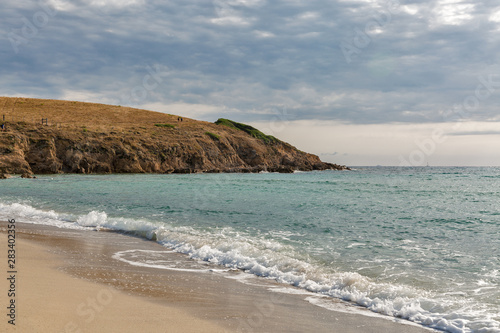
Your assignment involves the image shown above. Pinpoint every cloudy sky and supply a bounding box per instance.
[2,0,500,166]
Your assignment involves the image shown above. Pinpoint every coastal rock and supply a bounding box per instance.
[21,172,36,178]
[0,97,350,175]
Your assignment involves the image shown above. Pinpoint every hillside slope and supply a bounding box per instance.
[0,97,348,175]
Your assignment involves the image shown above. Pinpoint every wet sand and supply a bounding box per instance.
[0,222,436,332]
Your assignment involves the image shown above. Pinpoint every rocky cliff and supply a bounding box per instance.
[0,97,348,175]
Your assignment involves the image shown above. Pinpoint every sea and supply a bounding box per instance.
[0,167,499,333]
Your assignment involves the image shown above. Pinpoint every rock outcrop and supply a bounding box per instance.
[0,97,349,175]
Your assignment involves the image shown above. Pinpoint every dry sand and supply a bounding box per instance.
[0,222,437,333]
[0,233,224,332]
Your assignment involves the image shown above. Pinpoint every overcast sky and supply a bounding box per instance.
[2,0,500,166]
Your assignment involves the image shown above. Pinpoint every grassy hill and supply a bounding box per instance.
[0,97,348,175]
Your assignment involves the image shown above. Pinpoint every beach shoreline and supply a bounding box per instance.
[0,221,436,333]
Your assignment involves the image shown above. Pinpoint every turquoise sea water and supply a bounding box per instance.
[1,167,499,332]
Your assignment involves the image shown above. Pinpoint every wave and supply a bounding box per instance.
[0,202,88,230]
[0,202,498,333]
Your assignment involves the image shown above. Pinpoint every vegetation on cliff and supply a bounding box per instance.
[0,97,348,175]
[215,118,279,144]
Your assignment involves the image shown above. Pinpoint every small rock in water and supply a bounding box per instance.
[21,173,36,179]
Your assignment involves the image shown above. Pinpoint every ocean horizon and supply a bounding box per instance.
[1,167,499,333]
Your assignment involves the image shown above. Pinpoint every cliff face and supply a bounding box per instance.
[0,97,348,175]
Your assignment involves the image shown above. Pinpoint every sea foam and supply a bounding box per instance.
[1,201,499,333]
[0,202,86,229]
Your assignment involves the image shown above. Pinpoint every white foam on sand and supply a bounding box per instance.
[2,202,499,333]
[112,249,230,273]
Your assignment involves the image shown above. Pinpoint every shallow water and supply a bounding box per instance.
[1,167,499,332]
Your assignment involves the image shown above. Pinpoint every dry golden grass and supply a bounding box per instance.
[0,97,209,130]
[0,96,235,143]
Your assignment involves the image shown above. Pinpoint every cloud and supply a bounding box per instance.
[449,131,500,136]
[249,120,500,166]
[2,0,500,164]
[1,0,498,123]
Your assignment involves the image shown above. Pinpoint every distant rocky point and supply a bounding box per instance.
[0,97,349,175]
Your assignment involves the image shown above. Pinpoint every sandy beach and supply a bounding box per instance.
[1,222,436,333]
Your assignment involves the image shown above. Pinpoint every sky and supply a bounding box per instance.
[2,0,500,166]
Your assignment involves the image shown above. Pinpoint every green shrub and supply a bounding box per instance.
[154,123,176,128]
[215,118,279,144]
[205,131,220,141]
